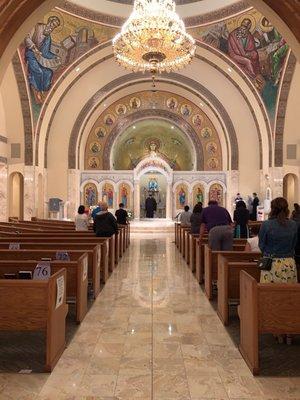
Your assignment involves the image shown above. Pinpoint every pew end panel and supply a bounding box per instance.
[46,269,69,372]
[239,271,259,375]
[217,257,259,325]
[0,269,68,372]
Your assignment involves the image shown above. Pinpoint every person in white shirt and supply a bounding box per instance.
[179,205,192,227]
[75,205,89,231]
[244,224,260,252]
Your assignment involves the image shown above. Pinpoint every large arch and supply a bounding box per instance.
[0,0,299,83]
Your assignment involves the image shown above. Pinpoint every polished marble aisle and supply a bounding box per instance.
[1,234,300,400]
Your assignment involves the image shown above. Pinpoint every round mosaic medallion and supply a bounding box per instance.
[201,127,212,139]
[95,126,107,139]
[88,156,100,168]
[104,114,115,126]
[115,104,127,115]
[90,141,101,153]
[180,103,192,117]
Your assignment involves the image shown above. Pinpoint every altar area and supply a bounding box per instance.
[79,156,232,221]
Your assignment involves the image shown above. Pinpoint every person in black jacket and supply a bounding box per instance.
[250,192,259,221]
[93,202,118,237]
[234,200,250,238]
[115,203,128,225]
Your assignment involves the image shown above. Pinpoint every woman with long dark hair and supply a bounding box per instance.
[190,202,203,234]
[259,197,298,284]
[233,200,249,238]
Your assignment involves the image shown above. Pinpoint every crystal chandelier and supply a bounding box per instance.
[112,0,196,86]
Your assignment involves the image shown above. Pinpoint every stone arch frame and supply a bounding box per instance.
[66,72,238,171]
[134,156,173,183]
[36,39,273,171]
[104,110,202,171]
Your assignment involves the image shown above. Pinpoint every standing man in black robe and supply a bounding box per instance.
[145,193,157,218]
[251,192,260,221]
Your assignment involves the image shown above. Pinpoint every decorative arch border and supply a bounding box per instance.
[35,42,278,170]
[103,109,203,171]
[67,73,238,170]
[191,180,209,194]
[79,178,100,192]
[33,41,246,169]
[12,52,33,166]
[274,53,297,167]
[134,156,173,183]
[116,180,134,191]
[208,180,227,194]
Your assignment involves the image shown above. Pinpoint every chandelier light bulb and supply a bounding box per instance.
[112,0,195,78]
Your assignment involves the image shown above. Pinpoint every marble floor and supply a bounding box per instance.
[1,233,300,400]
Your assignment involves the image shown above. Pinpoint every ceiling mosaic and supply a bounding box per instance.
[85,90,222,171]
[17,3,288,138]
[18,9,117,128]
[111,120,195,171]
[189,8,289,127]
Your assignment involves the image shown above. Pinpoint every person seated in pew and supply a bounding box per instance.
[190,202,203,234]
[93,202,118,237]
[115,203,128,225]
[199,200,233,251]
[259,197,298,345]
[244,224,260,252]
[234,200,250,238]
[291,203,300,224]
[91,201,102,221]
[75,205,89,231]
[295,223,300,267]
[179,205,192,227]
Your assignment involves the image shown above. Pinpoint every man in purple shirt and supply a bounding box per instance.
[199,200,233,250]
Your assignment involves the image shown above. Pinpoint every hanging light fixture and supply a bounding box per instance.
[112,0,196,86]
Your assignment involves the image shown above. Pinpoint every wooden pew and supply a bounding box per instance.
[0,268,68,372]
[0,236,110,283]
[0,246,101,300]
[181,227,190,258]
[189,233,198,272]
[194,237,245,284]
[204,244,257,300]
[239,271,300,375]
[175,223,180,247]
[184,228,191,263]
[0,257,88,323]
[217,256,260,325]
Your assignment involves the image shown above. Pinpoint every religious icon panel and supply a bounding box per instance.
[175,184,188,209]
[119,183,131,209]
[192,184,204,206]
[83,183,98,207]
[209,183,223,205]
[102,182,114,208]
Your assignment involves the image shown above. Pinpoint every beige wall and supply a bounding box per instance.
[283,61,300,167]
[0,63,25,164]
[283,60,300,203]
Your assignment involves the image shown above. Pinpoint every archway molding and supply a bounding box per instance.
[105,111,201,171]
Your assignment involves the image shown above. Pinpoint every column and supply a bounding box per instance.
[67,169,81,220]
[24,165,35,220]
[0,163,7,221]
[166,181,172,219]
[134,180,140,220]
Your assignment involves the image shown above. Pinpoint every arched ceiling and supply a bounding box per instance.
[0,0,299,80]
[111,119,195,171]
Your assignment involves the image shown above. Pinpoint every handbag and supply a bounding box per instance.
[257,256,273,271]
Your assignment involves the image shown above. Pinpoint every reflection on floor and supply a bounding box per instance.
[0,233,300,400]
